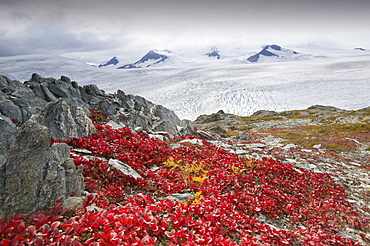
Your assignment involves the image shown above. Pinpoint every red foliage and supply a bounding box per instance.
[1,123,369,245]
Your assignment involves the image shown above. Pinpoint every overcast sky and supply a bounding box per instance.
[1,0,369,61]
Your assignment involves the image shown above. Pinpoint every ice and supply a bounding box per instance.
[0,47,369,120]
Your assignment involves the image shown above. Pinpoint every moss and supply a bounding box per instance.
[236,125,253,131]
[225,130,240,137]
[260,123,369,152]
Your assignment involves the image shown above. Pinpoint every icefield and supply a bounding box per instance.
[0,46,369,120]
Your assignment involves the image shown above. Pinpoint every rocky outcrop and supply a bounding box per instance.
[0,116,17,167]
[33,99,97,140]
[0,73,195,136]
[0,73,196,218]
[0,120,84,217]
[0,74,46,123]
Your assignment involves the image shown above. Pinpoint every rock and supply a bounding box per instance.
[33,99,97,139]
[313,144,322,149]
[0,75,47,122]
[30,73,44,83]
[50,143,84,198]
[239,143,266,149]
[235,132,257,142]
[251,110,278,117]
[308,105,341,111]
[0,120,84,217]
[150,166,161,172]
[196,110,227,123]
[106,120,125,129]
[283,144,296,150]
[0,116,17,214]
[197,130,217,140]
[165,193,194,203]
[149,134,165,141]
[180,138,204,146]
[0,75,24,94]
[210,125,226,134]
[60,75,71,83]
[0,99,23,121]
[62,197,84,210]
[0,116,17,166]
[83,84,103,97]
[108,159,142,179]
[2,73,195,138]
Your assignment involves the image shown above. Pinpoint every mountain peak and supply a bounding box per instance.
[117,50,168,69]
[206,47,220,59]
[247,44,299,63]
[98,56,119,68]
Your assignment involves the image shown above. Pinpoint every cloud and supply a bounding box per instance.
[1,0,370,58]
[0,26,131,56]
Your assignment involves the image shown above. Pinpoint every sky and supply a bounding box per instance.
[0,0,369,62]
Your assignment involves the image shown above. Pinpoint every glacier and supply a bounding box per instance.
[0,46,369,120]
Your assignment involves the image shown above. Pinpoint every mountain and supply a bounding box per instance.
[98,56,119,67]
[117,50,169,69]
[0,47,369,121]
[206,47,220,59]
[247,44,301,63]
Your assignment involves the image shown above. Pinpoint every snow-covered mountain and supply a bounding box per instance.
[98,56,119,67]
[206,47,221,59]
[247,44,304,63]
[117,50,170,69]
[0,46,369,120]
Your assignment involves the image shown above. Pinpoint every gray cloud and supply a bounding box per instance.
[0,26,128,56]
[1,0,370,57]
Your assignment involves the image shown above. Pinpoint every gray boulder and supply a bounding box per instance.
[0,116,17,167]
[0,75,47,123]
[108,159,142,179]
[33,99,97,140]
[0,120,84,217]
[115,91,196,136]
[0,116,17,212]
[251,110,278,117]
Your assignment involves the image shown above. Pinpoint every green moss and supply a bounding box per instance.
[225,130,240,137]
[261,123,369,152]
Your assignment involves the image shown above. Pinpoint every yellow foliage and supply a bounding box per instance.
[231,164,247,174]
[244,159,261,170]
[192,174,208,183]
[163,158,208,184]
[163,157,182,170]
[231,160,261,174]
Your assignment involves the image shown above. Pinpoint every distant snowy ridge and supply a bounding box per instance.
[1,46,369,120]
[206,47,221,59]
[117,50,169,69]
[247,44,304,63]
[98,56,119,67]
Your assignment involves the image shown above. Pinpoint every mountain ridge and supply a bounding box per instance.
[117,50,169,69]
[98,56,119,67]
[247,44,301,63]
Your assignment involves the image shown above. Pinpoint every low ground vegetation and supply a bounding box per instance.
[1,106,370,245]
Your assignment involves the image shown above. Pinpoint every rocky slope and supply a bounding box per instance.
[195,106,370,226]
[0,73,369,244]
[0,73,195,217]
